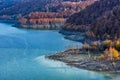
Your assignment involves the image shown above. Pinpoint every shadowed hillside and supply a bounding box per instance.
[89,6,120,39]
[62,0,120,32]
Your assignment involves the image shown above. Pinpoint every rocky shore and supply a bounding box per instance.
[46,49,120,73]
[59,29,86,43]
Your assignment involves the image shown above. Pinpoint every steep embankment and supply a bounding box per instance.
[17,12,66,29]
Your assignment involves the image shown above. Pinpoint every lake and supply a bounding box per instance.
[0,23,119,80]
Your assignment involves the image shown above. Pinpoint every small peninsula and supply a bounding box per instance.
[46,39,120,73]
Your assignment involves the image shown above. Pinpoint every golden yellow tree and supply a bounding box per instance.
[112,48,119,60]
[115,40,120,51]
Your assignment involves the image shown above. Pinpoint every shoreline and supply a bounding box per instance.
[0,20,120,74]
[46,49,120,74]
[0,19,17,24]
[0,19,65,30]
[13,23,64,30]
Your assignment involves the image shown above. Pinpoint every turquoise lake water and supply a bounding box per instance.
[0,23,119,80]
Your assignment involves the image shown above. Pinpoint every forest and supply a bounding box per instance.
[63,0,120,39]
[0,0,97,25]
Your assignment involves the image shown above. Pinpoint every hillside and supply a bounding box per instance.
[0,0,22,11]
[0,0,97,29]
[0,0,47,16]
[0,0,97,20]
[89,6,120,39]
[62,0,120,32]
[0,0,95,18]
